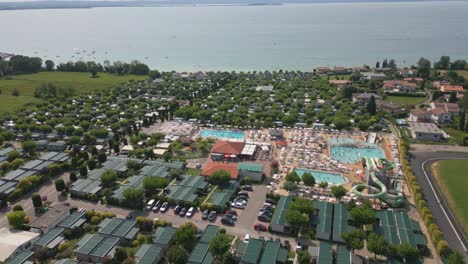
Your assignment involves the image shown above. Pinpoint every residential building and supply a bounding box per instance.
[351,93,382,104]
[361,72,386,80]
[32,227,65,251]
[75,234,119,263]
[134,244,164,264]
[383,80,418,94]
[56,210,87,230]
[152,227,176,249]
[270,196,293,233]
[440,84,464,94]
[328,79,351,88]
[4,250,34,264]
[188,225,220,264]
[259,241,288,264]
[201,161,238,179]
[376,101,405,114]
[29,204,73,233]
[408,122,445,141]
[315,67,332,75]
[237,238,263,264]
[409,109,432,123]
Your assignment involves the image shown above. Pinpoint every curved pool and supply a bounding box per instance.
[294,168,347,185]
[200,129,244,139]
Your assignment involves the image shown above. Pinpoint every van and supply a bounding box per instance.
[145,199,155,210]
[243,234,250,243]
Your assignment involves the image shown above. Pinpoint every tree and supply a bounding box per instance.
[113,247,128,264]
[331,186,347,201]
[22,140,36,155]
[417,57,431,79]
[432,90,443,101]
[13,205,23,211]
[285,171,301,183]
[87,158,97,170]
[45,60,55,71]
[301,172,316,187]
[459,110,465,131]
[434,56,450,70]
[122,188,145,209]
[174,222,198,251]
[55,179,66,192]
[367,233,389,258]
[367,95,377,115]
[79,165,88,177]
[282,181,298,192]
[289,197,315,214]
[32,193,42,208]
[166,246,188,264]
[7,211,26,229]
[208,170,231,186]
[143,176,169,196]
[341,229,365,253]
[449,91,457,103]
[358,120,370,131]
[447,251,465,264]
[70,172,78,182]
[298,250,311,264]
[126,160,141,170]
[97,152,107,163]
[90,67,98,78]
[388,59,397,69]
[101,170,117,187]
[11,88,19,96]
[209,233,232,260]
[350,206,376,227]
[285,209,308,231]
[392,243,419,261]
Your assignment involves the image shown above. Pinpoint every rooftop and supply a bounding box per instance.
[210,140,245,155]
[201,161,238,179]
[29,204,72,231]
[153,226,177,246]
[0,228,40,262]
[408,122,444,134]
[33,227,65,249]
[238,162,263,173]
[271,196,293,227]
[75,234,119,258]
[134,244,163,264]
[98,217,139,240]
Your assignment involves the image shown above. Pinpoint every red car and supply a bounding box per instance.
[225,209,238,216]
[254,223,267,231]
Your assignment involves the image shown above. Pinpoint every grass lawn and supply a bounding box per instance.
[0,72,147,114]
[433,160,468,235]
[385,96,426,106]
[186,168,202,176]
[455,70,468,78]
[444,128,468,145]
[320,75,351,80]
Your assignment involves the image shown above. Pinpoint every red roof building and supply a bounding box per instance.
[210,141,245,155]
[440,85,464,93]
[201,161,239,179]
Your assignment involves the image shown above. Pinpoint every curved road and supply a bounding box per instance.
[410,150,468,261]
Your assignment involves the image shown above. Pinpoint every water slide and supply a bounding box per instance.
[352,158,403,206]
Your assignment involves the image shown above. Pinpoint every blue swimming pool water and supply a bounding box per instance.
[294,168,347,185]
[200,129,244,139]
[330,146,385,164]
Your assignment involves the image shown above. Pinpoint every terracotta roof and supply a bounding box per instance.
[210,141,245,155]
[201,161,238,179]
[329,80,350,85]
[441,85,464,93]
[410,108,430,116]
[275,140,287,146]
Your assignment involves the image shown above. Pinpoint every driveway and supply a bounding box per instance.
[410,150,468,261]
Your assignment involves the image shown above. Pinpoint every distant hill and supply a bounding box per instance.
[0,0,445,10]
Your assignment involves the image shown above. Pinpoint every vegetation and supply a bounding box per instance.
[208,233,232,260]
[386,96,425,106]
[7,211,27,229]
[173,222,198,251]
[208,170,231,186]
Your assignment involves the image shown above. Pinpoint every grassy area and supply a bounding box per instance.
[0,72,147,114]
[320,75,351,80]
[433,160,468,235]
[186,168,202,176]
[444,128,468,146]
[455,70,468,78]
[385,96,426,106]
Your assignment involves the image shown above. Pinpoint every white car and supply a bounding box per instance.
[231,202,245,209]
[186,207,196,217]
[243,234,250,243]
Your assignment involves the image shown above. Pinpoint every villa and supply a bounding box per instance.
[351,93,382,104]
[440,84,464,94]
[383,80,418,94]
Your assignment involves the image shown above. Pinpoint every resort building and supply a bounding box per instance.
[201,161,239,179]
[409,109,432,123]
[97,217,139,243]
[206,180,239,210]
[270,196,293,233]
[134,244,164,264]
[75,234,119,263]
[152,226,177,249]
[408,122,445,141]
[0,228,40,262]
[29,204,74,233]
[32,227,65,251]
[188,225,220,264]
[237,162,264,182]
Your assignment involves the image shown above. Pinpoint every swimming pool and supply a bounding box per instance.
[294,168,347,185]
[200,129,244,139]
[330,146,385,164]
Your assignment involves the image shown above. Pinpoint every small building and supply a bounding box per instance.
[376,101,405,114]
[270,196,293,233]
[166,185,198,204]
[0,180,17,197]
[269,129,284,140]
[32,227,65,251]
[332,203,354,243]
[70,178,102,197]
[408,122,445,142]
[4,250,34,264]
[312,201,334,241]
[210,140,245,161]
[152,226,177,249]
[98,217,139,242]
[440,84,464,94]
[315,67,333,75]
[207,181,239,211]
[75,234,119,263]
[56,210,87,230]
[55,259,79,264]
[317,241,334,264]
[361,72,386,80]
[238,162,264,182]
[237,238,263,264]
[134,244,164,264]
[201,161,239,180]
[46,141,67,152]
[2,170,35,183]
[351,93,382,105]
[259,241,288,264]
[0,228,40,262]
[188,225,220,264]
[383,80,418,94]
[329,79,351,88]
[29,204,73,233]
[409,109,432,123]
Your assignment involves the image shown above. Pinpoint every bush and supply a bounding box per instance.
[13,205,23,211]
[437,240,450,255]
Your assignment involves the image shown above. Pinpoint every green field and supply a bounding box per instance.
[0,72,148,114]
[386,96,426,106]
[455,70,468,78]
[435,160,468,235]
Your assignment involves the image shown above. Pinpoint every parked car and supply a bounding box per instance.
[233,198,247,205]
[263,203,276,208]
[254,223,267,231]
[145,199,155,211]
[261,205,274,212]
[202,209,210,220]
[241,185,253,191]
[259,210,273,217]
[265,198,277,205]
[224,213,237,221]
[257,214,271,222]
[174,205,183,214]
[152,201,162,212]
[235,195,249,201]
[179,207,187,217]
[238,191,250,197]
[160,202,169,213]
[186,207,196,218]
[296,243,303,252]
[208,211,217,222]
[221,216,235,226]
[196,163,202,168]
[231,202,245,209]
[284,240,291,251]
[224,209,238,216]
[243,234,250,243]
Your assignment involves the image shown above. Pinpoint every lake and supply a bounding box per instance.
[1,1,467,71]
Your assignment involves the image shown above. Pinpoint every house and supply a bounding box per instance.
[361,72,386,80]
[352,66,369,73]
[383,80,418,94]
[312,201,334,241]
[237,238,263,264]
[351,93,382,104]
[440,85,464,94]
[152,227,176,249]
[208,181,239,211]
[56,210,87,230]
[29,204,73,233]
[376,101,405,114]
[329,79,351,88]
[134,244,164,264]
[429,102,460,123]
[237,162,264,182]
[187,225,219,264]
[409,109,432,123]
[333,66,349,75]
[32,227,65,251]
[98,217,139,242]
[0,180,17,197]
[315,67,332,75]
[201,161,239,180]
[70,178,102,197]
[259,241,288,264]
[270,196,293,233]
[4,250,34,264]
[399,69,416,78]
[0,228,40,262]
[408,122,445,141]
[46,141,67,152]
[210,140,245,161]
[75,234,119,263]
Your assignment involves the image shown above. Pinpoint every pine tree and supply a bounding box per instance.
[367,96,377,115]
[459,110,465,131]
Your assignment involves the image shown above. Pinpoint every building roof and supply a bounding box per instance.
[241,239,263,264]
[153,226,176,246]
[352,93,382,100]
[241,144,257,156]
[57,211,86,229]
[238,162,263,173]
[75,234,119,258]
[315,201,333,240]
[332,203,354,243]
[408,122,444,134]
[201,161,238,179]
[329,79,351,85]
[55,259,79,264]
[0,147,15,157]
[336,244,352,264]
[259,241,286,264]
[21,159,44,171]
[33,227,64,249]
[200,225,220,244]
[271,196,293,227]
[441,85,464,93]
[317,241,333,264]
[134,244,163,264]
[29,204,71,231]
[140,164,170,178]
[166,185,198,203]
[38,152,69,162]
[0,180,17,195]
[210,141,245,155]
[5,250,34,264]
[188,242,213,264]
[98,217,139,240]
[3,170,35,182]
[376,210,426,247]
[70,178,102,195]
[179,175,208,190]
[0,228,40,262]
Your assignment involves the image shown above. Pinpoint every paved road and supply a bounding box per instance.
[410,151,468,261]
